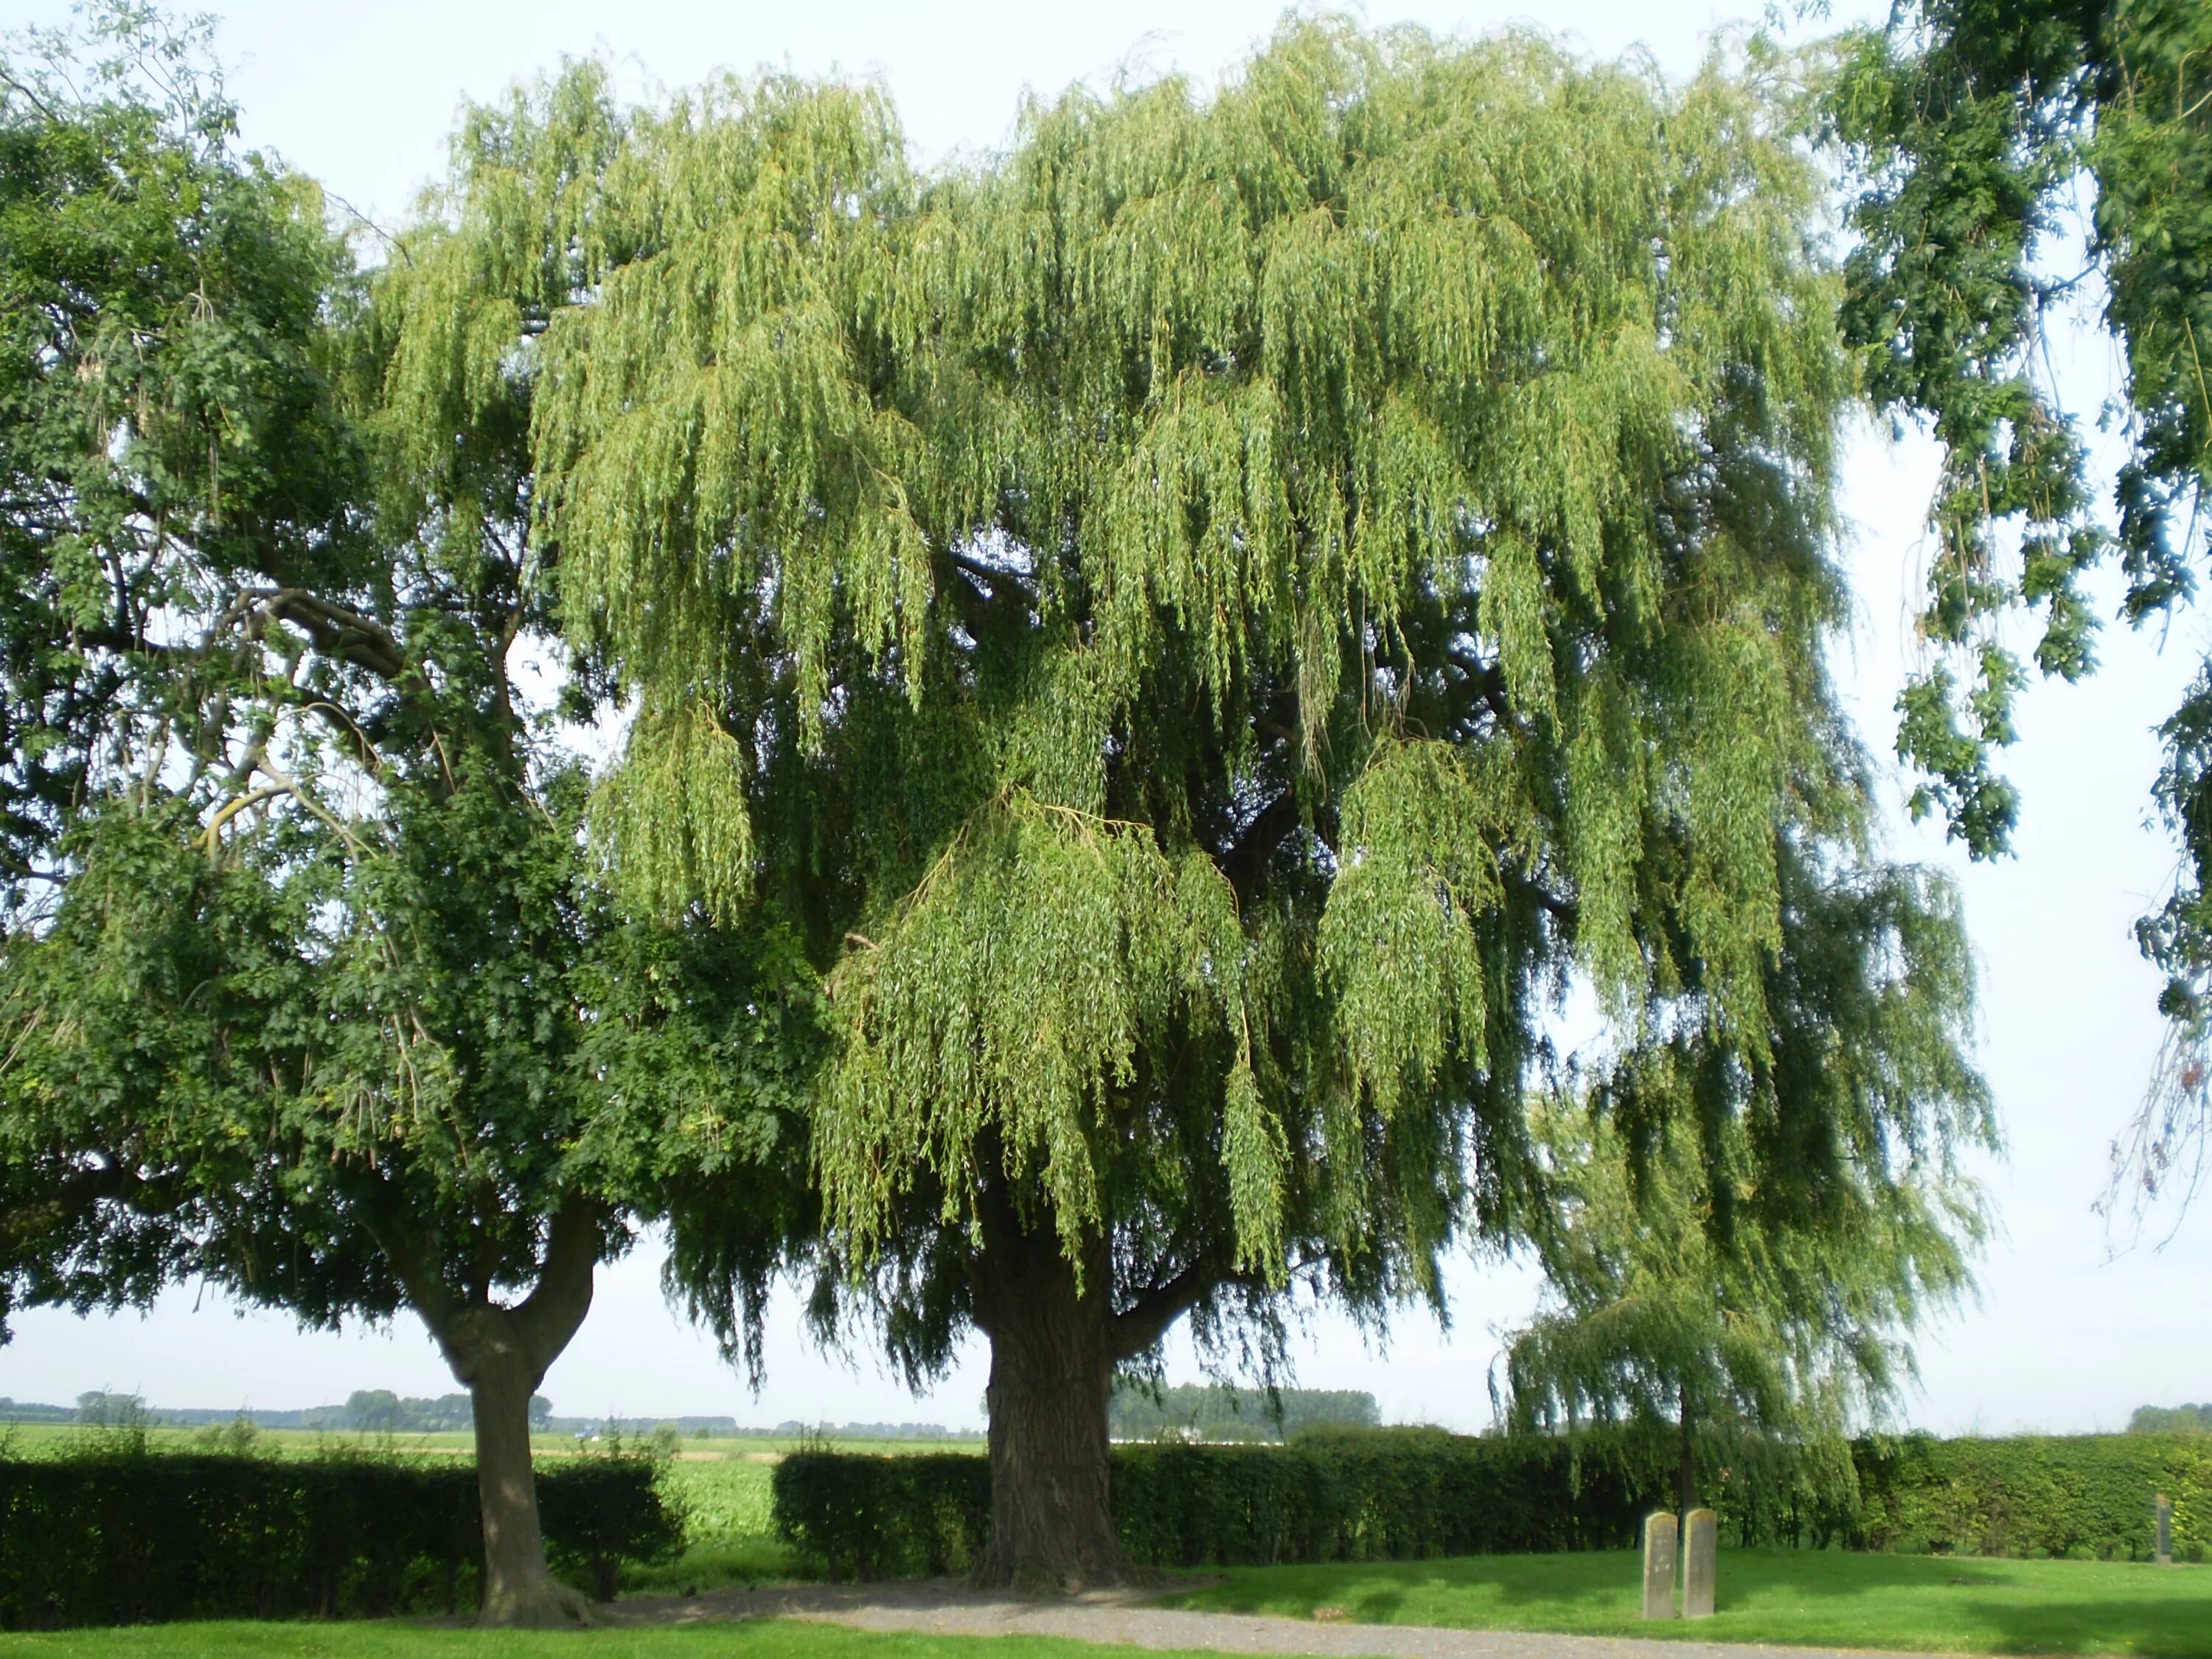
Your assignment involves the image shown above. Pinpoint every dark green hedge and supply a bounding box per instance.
[773,1428,1688,1579]
[1114,1429,1667,1566]
[773,1428,2205,1579]
[0,1451,678,1627]
[1848,1434,2212,1561]
[771,1450,990,1580]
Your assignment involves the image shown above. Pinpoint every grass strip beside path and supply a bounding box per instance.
[1163,1548,2212,1657]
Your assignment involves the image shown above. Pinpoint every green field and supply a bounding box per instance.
[628,1456,794,1590]
[0,1423,981,1464]
[1164,1547,2212,1656]
[0,1622,1188,1659]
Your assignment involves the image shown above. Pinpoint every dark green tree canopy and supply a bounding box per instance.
[0,4,356,908]
[0,20,815,1624]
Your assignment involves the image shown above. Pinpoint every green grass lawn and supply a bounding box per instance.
[0,1553,2204,1659]
[1164,1546,2212,1656]
[0,1621,1178,1659]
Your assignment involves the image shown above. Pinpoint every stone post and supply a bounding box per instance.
[1641,1512,1678,1620]
[1683,1508,1717,1618]
[2156,1493,2173,1566]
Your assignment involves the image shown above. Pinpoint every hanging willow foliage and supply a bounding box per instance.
[1502,853,1992,1444]
[484,21,1968,1421]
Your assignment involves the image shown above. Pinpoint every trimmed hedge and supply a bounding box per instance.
[773,1428,1688,1579]
[772,1428,2206,1579]
[1850,1435,2212,1561]
[1115,1430,1666,1566]
[772,1451,989,1579]
[0,1450,679,1627]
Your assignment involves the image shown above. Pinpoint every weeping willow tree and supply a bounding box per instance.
[1499,855,1992,1526]
[512,20,1980,1585]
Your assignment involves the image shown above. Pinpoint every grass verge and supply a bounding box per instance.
[1162,1546,2212,1656]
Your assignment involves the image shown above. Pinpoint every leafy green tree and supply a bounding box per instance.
[73,1389,148,1429]
[0,3,359,902]
[0,3,352,1344]
[515,21,1982,1585]
[1826,1,2212,1198]
[347,1390,405,1435]
[1498,862,1991,1519]
[2129,1402,2212,1434]
[0,19,813,1625]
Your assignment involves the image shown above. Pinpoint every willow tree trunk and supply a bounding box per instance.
[970,1222,1130,1590]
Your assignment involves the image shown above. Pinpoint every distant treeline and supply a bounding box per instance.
[1109,1385,1380,1442]
[770,1421,979,1439]
[18,1386,1377,1442]
[2130,1403,2212,1434]
[3,1391,554,1434]
[0,1399,72,1425]
[0,1393,981,1441]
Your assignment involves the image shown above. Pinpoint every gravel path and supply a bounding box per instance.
[605,1579,1945,1659]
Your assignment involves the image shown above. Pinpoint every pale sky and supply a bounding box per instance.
[1,0,2205,1436]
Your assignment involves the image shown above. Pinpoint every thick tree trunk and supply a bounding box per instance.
[970,1225,1130,1590]
[463,1334,589,1627]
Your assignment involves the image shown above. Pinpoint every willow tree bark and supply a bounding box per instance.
[971,1233,1124,1588]
[967,1192,1216,1590]
[378,1192,602,1627]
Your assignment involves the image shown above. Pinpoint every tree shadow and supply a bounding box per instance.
[1344,1585,1411,1620]
[1957,1596,2212,1659]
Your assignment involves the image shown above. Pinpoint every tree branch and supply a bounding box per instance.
[1220,787,1304,905]
[1110,1250,1223,1360]
[509,1192,605,1377]
[251,589,406,681]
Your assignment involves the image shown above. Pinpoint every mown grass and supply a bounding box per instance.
[1164,1545,2212,1656]
[0,1622,1192,1659]
[1,1552,2205,1658]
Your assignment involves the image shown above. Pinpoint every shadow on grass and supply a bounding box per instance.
[1958,1596,2211,1659]
[1168,1548,2212,1658]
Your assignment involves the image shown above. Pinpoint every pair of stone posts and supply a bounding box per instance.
[1642,1509,1717,1619]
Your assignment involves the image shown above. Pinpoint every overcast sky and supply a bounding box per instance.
[2,0,2204,1436]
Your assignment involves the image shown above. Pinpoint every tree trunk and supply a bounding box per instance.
[380,1192,602,1627]
[464,1333,590,1627]
[970,1224,1130,1590]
